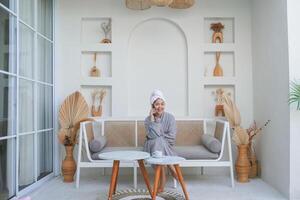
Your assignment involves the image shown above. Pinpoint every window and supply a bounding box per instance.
[0,0,53,198]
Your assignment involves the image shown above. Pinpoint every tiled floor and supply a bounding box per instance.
[27,174,286,200]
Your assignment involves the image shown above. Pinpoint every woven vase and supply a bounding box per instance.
[62,145,76,182]
[235,144,250,182]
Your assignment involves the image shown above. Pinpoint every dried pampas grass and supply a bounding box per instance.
[222,94,241,128]
[221,93,249,145]
[233,126,249,145]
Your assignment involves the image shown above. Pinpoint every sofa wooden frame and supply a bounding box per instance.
[75,118,234,189]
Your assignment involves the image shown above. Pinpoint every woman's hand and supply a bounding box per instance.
[149,108,156,122]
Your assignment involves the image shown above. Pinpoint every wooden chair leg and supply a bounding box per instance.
[153,165,162,200]
[174,164,189,200]
[108,160,120,200]
[138,160,153,198]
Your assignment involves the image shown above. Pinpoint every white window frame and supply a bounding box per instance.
[0,0,55,198]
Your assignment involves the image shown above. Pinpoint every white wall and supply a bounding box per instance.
[55,0,253,176]
[251,0,290,198]
[287,0,300,199]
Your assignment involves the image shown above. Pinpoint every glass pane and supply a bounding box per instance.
[19,79,34,133]
[0,7,16,73]
[0,74,16,137]
[19,0,34,27]
[0,138,16,199]
[37,131,52,180]
[0,0,16,12]
[19,23,34,78]
[18,134,34,190]
[37,36,53,83]
[37,84,52,130]
[37,0,52,39]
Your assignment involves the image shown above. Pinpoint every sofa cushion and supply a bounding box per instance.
[201,134,222,153]
[174,146,219,160]
[89,136,107,153]
[91,146,143,160]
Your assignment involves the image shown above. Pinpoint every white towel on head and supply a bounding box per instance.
[150,89,166,105]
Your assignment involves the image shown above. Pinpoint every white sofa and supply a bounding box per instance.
[75,118,234,188]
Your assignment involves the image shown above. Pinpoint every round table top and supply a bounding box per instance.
[146,156,186,165]
[98,151,150,161]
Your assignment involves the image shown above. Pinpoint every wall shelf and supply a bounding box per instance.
[202,43,235,52]
[81,43,112,52]
[80,77,113,86]
[203,77,236,85]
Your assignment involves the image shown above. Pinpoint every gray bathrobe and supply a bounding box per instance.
[143,112,177,156]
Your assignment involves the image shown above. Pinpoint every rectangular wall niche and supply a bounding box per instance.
[204,17,235,43]
[80,85,112,117]
[204,51,235,77]
[203,85,235,118]
[81,17,112,44]
[81,51,112,80]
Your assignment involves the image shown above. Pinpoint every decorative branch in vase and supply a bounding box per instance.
[246,120,270,178]
[100,19,111,43]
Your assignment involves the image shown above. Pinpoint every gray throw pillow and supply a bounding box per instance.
[89,136,107,153]
[201,134,221,153]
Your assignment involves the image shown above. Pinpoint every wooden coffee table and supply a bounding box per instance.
[146,156,189,200]
[98,151,152,200]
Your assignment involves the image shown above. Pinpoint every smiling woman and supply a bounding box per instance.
[143,89,178,192]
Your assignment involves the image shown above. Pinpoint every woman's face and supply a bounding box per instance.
[153,98,165,116]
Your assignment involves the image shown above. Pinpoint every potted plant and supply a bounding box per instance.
[289,80,300,110]
[221,93,270,182]
[57,91,93,182]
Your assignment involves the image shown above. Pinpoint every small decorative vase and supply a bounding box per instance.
[91,105,103,117]
[90,53,101,77]
[100,38,111,43]
[235,144,250,183]
[211,22,224,43]
[213,52,223,76]
[62,145,76,182]
[248,142,258,178]
[215,104,225,116]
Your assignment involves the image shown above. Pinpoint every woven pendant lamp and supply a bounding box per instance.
[168,0,195,9]
[151,0,173,7]
[126,0,152,10]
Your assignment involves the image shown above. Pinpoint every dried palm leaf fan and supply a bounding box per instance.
[168,0,195,9]
[126,0,152,10]
[57,91,93,145]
